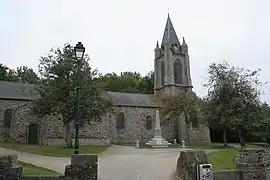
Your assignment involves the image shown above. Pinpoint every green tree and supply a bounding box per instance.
[97,73,123,92]
[161,90,204,142]
[0,63,9,80]
[16,66,39,83]
[204,61,266,148]
[0,63,18,81]
[120,71,141,93]
[254,102,270,143]
[98,71,141,93]
[137,71,154,94]
[0,63,39,83]
[31,43,111,147]
[97,71,154,94]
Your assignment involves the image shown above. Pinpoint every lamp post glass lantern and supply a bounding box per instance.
[74,42,85,154]
[74,42,85,60]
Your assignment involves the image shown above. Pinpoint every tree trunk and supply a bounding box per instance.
[238,129,246,149]
[64,122,73,148]
[175,118,180,143]
[223,126,228,146]
[185,116,190,143]
[59,114,73,148]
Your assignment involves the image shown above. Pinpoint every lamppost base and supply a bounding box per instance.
[74,149,79,154]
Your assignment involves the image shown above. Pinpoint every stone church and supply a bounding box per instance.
[0,14,210,145]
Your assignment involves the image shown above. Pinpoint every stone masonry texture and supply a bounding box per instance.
[0,98,210,145]
[238,149,267,180]
[171,150,209,180]
[65,154,98,180]
[0,153,22,180]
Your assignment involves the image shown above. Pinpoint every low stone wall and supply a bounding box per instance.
[214,170,241,180]
[0,153,22,179]
[18,169,270,180]
[188,124,211,143]
[47,138,111,146]
[171,149,270,180]
[0,153,98,180]
[214,169,270,180]
[238,149,268,179]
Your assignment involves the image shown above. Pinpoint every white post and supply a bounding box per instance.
[181,140,185,148]
[135,139,140,149]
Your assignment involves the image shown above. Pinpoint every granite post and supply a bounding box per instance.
[171,150,209,180]
[64,154,98,180]
[238,149,267,180]
[179,113,186,143]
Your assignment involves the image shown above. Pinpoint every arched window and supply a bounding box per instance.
[145,116,153,130]
[161,61,165,86]
[173,43,178,51]
[174,59,182,84]
[116,112,125,130]
[191,118,199,128]
[79,118,85,128]
[161,45,164,51]
[184,61,188,80]
[4,109,13,128]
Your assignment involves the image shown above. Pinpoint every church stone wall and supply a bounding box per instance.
[110,106,176,144]
[188,124,211,143]
[0,99,28,142]
[0,99,210,145]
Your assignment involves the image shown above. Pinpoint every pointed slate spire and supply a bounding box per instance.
[156,41,159,49]
[161,13,181,47]
[182,37,187,45]
[181,37,188,54]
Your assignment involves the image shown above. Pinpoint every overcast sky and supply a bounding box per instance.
[1,0,270,101]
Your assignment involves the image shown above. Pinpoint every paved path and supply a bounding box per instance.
[0,147,70,173]
[0,146,218,180]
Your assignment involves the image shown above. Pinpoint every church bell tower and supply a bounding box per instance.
[154,14,192,94]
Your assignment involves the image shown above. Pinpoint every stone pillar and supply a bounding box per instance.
[0,153,22,180]
[64,154,98,180]
[179,113,186,142]
[171,150,208,180]
[238,149,267,180]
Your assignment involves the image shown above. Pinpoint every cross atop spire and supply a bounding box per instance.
[161,14,181,47]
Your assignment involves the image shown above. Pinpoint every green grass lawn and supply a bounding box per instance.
[208,149,237,171]
[188,143,227,149]
[0,142,109,157]
[208,149,238,171]
[188,142,262,149]
[20,161,62,176]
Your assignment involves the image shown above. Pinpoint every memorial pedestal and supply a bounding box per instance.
[146,110,171,148]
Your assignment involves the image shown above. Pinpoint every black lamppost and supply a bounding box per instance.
[74,42,85,154]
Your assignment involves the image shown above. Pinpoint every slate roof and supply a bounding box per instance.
[161,14,181,47]
[108,91,159,107]
[0,81,39,101]
[0,81,159,107]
